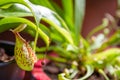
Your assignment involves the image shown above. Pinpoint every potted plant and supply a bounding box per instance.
[0,0,52,80]
[26,0,120,80]
[0,0,120,80]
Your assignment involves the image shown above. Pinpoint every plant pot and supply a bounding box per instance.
[0,40,25,80]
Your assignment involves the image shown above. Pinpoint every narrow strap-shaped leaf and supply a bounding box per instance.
[74,0,86,46]
[62,0,73,19]
[62,0,74,31]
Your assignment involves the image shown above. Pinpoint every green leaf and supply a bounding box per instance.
[0,0,43,50]
[62,0,74,31]
[0,0,24,6]
[50,31,65,43]
[39,23,50,36]
[29,0,56,11]
[42,18,74,45]
[0,23,20,33]
[0,4,12,9]
[0,17,50,47]
[0,2,69,30]
[74,0,86,46]
[0,0,69,47]
[49,1,64,18]
[0,4,32,17]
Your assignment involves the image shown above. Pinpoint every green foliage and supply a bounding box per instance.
[0,17,49,46]
[0,0,120,79]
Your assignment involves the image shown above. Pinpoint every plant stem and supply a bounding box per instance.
[33,24,39,51]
